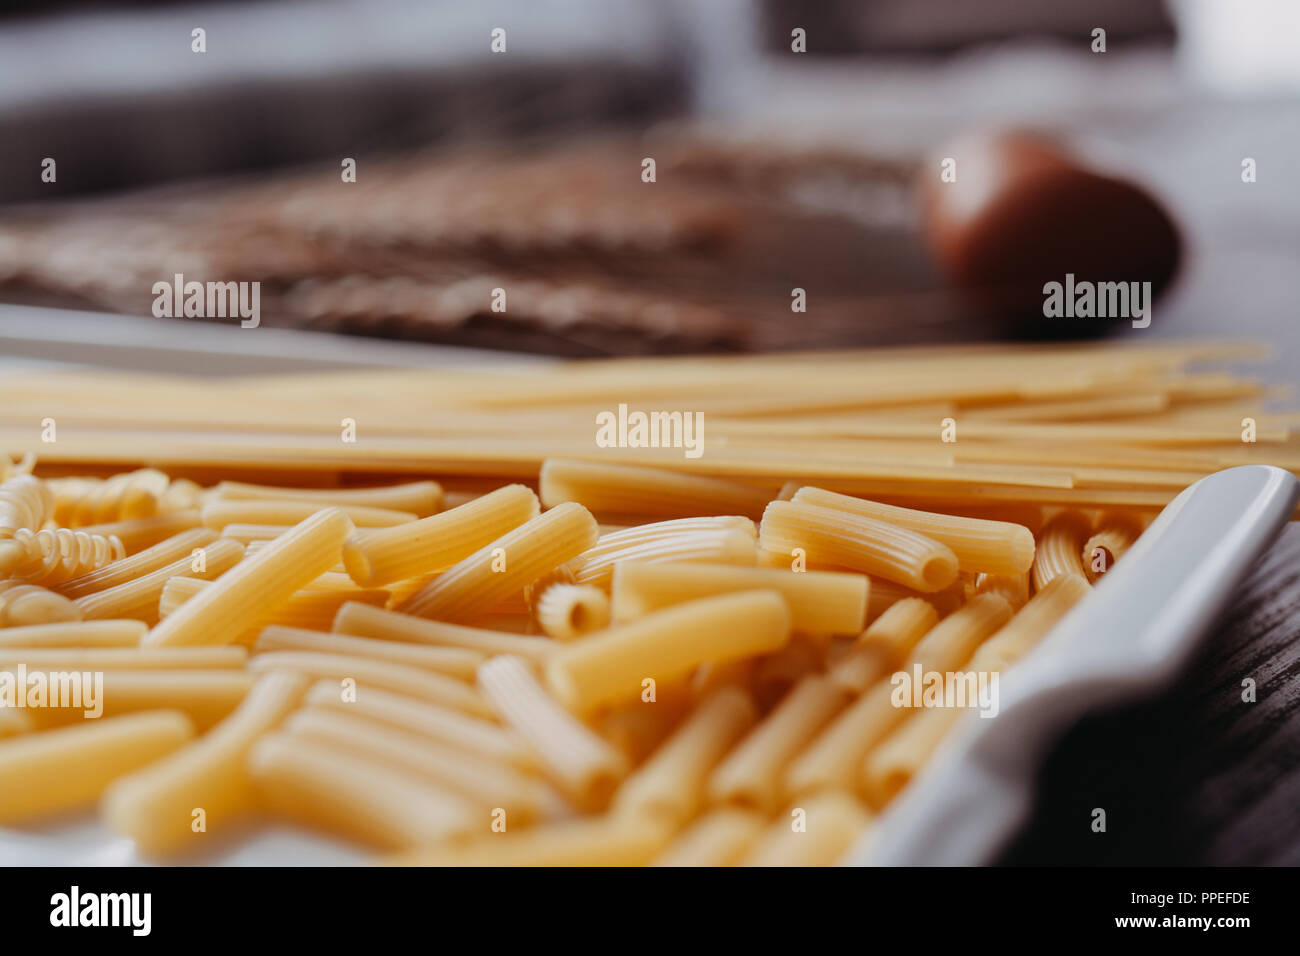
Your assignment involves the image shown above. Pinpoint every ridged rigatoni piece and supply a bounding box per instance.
[247,650,491,719]
[1082,511,1145,582]
[652,808,767,866]
[782,593,1013,797]
[611,560,868,636]
[21,670,253,731]
[612,686,756,825]
[546,591,791,716]
[540,458,772,520]
[477,656,628,810]
[829,598,938,694]
[398,502,599,623]
[101,671,308,855]
[0,580,81,627]
[55,527,220,598]
[740,792,872,867]
[160,576,388,644]
[73,537,246,624]
[791,486,1036,575]
[571,526,758,590]
[707,676,850,813]
[387,814,676,866]
[534,583,610,641]
[282,707,554,823]
[760,500,959,592]
[246,732,480,849]
[333,602,557,665]
[0,619,147,648]
[76,509,203,555]
[0,710,194,823]
[1032,510,1094,590]
[342,484,539,587]
[214,479,442,517]
[860,574,1091,806]
[302,680,535,770]
[252,625,483,680]
[145,507,354,647]
[201,498,415,529]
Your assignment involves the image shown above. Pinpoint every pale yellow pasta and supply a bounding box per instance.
[77,509,203,555]
[972,571,1031,609]
[252,625,483,680]
[50,469,169,526]
[652,808,767,867]
[202,499,415,529]
[333,602,557,665]
[0,474,53,538]
[0,710,194,823]
[596,684,694,764]
[0,646,245,671]
[1082,511,1145,582]
[571,527,758,590]
[477,655,628,810]
[760,500,959,592]
[612,686,756,825]
[282,707,555,823]
[1032,510,1093,590]
[145,507,354,647]
[217,524,296,544]
[247,732,479,849]
[829,598,938,694]
[160,576,388,644]
[783,594,1013,796]
[0,528,126,585]
[20,669,253,730]
[73,537,246,624]
[752,638,825,708]
[791,486,1036,575]
[860,574,1091,805]
[540,458,772,520]
[247,650,492,719]
[342,484,539,587]
[387,814,676,867]
[707,676,850,813]
[611,561,868,636]
[546,591,791,716]
[56,527,220,598]
[215,480,442,517]
[101,671,308,855]
[0,619,147,648]
[0,580,81,627]
[399,502,599,622]
[533,582,610,641]
[302,680,535,769]
[866,575,964,621]
[741,792,872,867]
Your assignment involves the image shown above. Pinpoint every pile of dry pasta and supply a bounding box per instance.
[0,341,1295,865]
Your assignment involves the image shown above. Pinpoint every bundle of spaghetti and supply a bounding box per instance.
[0,527,126,585]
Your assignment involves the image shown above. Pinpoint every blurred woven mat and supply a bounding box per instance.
[0,136,988,356]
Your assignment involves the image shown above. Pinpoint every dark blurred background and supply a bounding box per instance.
[0,0,1295,373]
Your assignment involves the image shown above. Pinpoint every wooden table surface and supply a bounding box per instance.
[1003,523,1300,865]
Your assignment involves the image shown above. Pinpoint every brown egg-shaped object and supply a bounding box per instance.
[920,132,1182,336]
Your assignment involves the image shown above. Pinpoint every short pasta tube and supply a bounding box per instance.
[760,500,958,592]
[540,458,771,521]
